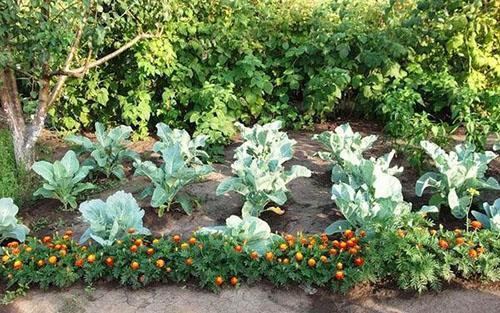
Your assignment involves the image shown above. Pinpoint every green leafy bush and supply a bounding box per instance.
[32,151,95,210]
[217,121,311,217]
[472,199,500,231]
[134,144,213,216]
[66,122,139,179]
[49,0,498,160]
[79,191,151,246]
[0,198,29,243]
[415,141,499,219]
[187,83,238,151]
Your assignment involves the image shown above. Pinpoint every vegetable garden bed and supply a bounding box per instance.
[2,121,499,303]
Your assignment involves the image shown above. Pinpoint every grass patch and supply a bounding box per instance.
[0,129,32,204]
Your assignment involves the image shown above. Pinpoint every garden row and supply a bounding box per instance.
[0,121,499,295]
[8,120,500,229]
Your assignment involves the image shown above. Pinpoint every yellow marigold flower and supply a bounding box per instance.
[467,188,479,197]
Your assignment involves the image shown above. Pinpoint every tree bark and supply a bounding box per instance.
[0,68,34,170]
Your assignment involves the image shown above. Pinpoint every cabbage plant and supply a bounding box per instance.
[472,199,500,231]
[313,124,413,233]
[134,144,213,216]
[153,123,209,166]
[79,191,150,246]
[198,215,280,254]
[0,198,29,243]
[326,152,412,234]
[216,121,311,217]
[313,123,377,182]
[32,150,95,210]
[415,141,499,219]
[65,122,139,179]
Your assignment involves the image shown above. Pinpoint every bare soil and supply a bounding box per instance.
[20,121,499,239]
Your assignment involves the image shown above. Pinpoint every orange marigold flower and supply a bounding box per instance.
[471,221,482,230]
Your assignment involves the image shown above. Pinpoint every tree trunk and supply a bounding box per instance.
[0,68,34,171]
[11,137,35,171]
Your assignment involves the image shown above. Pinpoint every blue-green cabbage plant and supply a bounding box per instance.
[198,215,280,254]
[79,191,150,246]
[216,121,311,217]
[313,123,377,182]
[415,141,499,219]
[32,150,95,210]
[0,198,29,243]
[153,123,209,165]
[472,199,500,231]
[65,122,139,179]
[327,151,412,234]
[134,144,213,216]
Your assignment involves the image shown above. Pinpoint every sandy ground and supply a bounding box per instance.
[5,282,500,313]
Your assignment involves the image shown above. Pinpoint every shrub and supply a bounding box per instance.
[49,0,498,163]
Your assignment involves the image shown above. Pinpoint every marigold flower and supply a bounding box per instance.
[467,188,480,197]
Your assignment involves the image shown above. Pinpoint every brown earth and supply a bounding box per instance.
[20,120,499,239]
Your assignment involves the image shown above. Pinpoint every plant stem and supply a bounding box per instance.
[466,196,474,233]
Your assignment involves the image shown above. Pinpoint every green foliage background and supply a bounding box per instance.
[48,0,499,154]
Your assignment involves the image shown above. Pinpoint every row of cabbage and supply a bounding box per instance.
[0,121,499,251]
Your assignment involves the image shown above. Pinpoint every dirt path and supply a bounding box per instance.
[5,282,500,313]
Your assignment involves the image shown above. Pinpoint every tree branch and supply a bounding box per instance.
[26,0,158,152]
[51,33,154,78]
[8,65,36,80]
[46,17,86,105]
[25,16,86,148]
